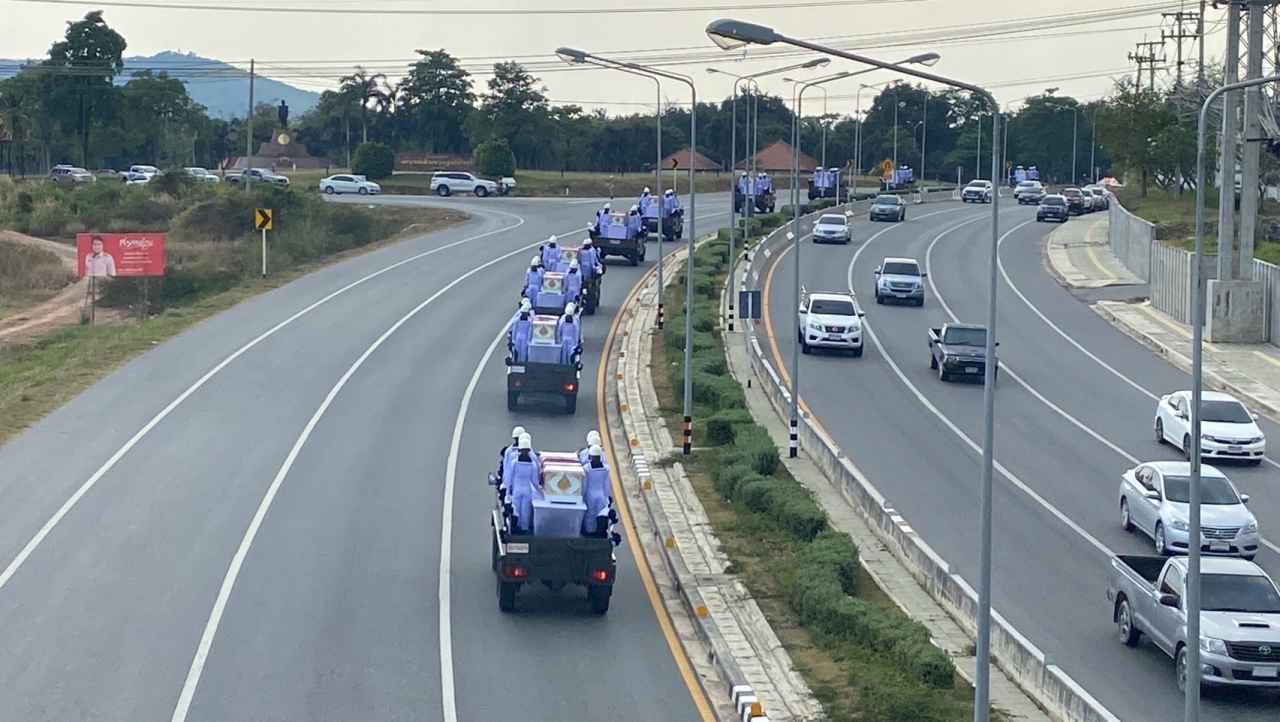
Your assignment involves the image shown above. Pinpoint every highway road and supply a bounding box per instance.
[0,191,729,721]
[757,199,1280,720]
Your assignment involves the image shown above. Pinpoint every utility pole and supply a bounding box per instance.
[246,58,255,177]
[1237,0,1269,281]
[1130,40,1165,93]
[1163,9,1202,87]
[1218,2,1242,285]
[1199,0,1208,87]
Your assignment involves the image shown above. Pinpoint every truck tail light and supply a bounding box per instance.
[506,565,528,579]
[591,568,610,583]
[564,383,577,393]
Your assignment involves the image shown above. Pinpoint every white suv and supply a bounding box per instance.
[797,292,865,357]
[430,171,499,197]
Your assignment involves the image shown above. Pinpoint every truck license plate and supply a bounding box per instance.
[965,366,979,373]
[826,335,843,341]
[609,239,622,245]
[1254,666,1278,678]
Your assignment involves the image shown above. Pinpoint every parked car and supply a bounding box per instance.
[928,323,995,382]
[319,173,382,195]
[1155,390,1265,464]
[873,257,926,306]
[1062,187,1085,215]
[1036,195,1070,223]
[812,212,852,243]
[1013,180,1044,204]
[869,194,907,221]
[1119,461,1259,559]
[1081,188,1099,212]
[797,292,865,357]
[1084,184,1110,210]
[430,170,499,197]
[49,166,95,186]
[184,167,220,183]
[961,180,993,203]
[1106,554,1280,692]
[124,164,159,183]
[226,167,290,187]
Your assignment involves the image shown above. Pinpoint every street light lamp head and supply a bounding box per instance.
[706,18,780,50]
[906,52,941,67]
[555,47,588,64]
[802,58,832,69]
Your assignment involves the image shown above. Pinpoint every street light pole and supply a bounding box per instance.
[1072,107,1078,184]
[1090,108,1098,183]
[893,96,900,169]
[706,20,999,721]
[708,59,828,333]
[557,47,699,454]
[1191,70,1280,722]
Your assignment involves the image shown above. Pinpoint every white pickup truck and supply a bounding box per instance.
[1107,554,1280,692]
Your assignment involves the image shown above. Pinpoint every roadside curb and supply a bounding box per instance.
[732,209,1120,722]
[1093,300,1280,421]
[603,238,822,722]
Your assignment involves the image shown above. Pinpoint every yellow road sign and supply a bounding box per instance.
[255,208,273,231]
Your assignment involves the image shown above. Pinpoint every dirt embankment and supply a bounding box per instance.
[0,231,113,346]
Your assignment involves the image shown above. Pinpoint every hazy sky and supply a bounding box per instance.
[5,0,1230,114]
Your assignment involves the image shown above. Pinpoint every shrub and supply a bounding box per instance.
[692,351,727,376]
[149,170,196,197]
[859,682,951,722]
[737,476,784,513]
[773,494,827,541]
[474,138,516,178]
[732,423,779,476]
[705,408,752,445]
[712,459,760,498]
[352,142,395,180]
[800,530,859,595]
[27,199,72,237]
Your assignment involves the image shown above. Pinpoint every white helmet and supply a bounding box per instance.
[630,204,640,213]
[530,255,540,267]
[518,433,532,451]
[519,298,532,312]
[582,237,593,246]
[643,186,650,194]
[547,234,558,246]
[586,430,601,447]
[565,301,577,316]
[569,259,579,270]
[511,425,526,439]
[588,444,603,459]
[664,189,674,196]
[603,202,611,211]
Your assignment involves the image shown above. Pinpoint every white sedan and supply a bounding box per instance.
[320,174,382,195]
[1155,390,1266,465]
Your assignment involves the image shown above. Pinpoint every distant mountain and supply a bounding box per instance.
[0,51,321,120]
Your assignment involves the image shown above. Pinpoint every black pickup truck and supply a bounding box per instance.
[928,323,997,382]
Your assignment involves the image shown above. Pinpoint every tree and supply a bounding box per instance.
[46,10,127,167]
[481,62,549,167]
[474,138,515,177]
[397,50,474,153]
[352,141,394,179]
[339,66,386,145]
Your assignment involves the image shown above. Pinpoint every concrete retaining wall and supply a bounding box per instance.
[1107,202,1153,282]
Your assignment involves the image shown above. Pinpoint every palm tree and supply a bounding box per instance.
[339,66,386,145]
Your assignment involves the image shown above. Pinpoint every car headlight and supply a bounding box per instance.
[1246,519,1258,532]
[1172,519,1189,531]
[1200,637,1229,655]
[1201,433,1215,442]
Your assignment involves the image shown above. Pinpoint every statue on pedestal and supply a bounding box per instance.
[278,100,289,130]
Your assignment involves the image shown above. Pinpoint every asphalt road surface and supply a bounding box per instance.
[758,199,1280,721]
[0,191,730,722]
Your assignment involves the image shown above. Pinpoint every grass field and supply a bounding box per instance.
[1114,187,1280,265]
[0,239,74,317]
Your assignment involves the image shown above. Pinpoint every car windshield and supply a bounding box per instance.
[818,215,846,226]
[967,182,989,189]
[873,196,898,206]
[1017,182,1035,188]
[882,262,919,276]
[1043,197,1066,206]
[1162,475,1240,505]
[1203,574,1280,613]
[810,299,856,315]
[1064,189,1081,197]
[1201,400,1252,423]
[943,327,986,346]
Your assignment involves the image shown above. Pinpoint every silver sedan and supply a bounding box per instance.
[1119,461,1260,560]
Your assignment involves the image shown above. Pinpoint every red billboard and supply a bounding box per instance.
[76,233,166,278]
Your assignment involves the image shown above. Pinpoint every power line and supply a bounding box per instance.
[12,0,920,16]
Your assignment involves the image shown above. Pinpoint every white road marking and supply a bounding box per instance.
[0,211,529,596]
[843,212,1116,557]
[168,227,551,722]
[438,326,508,722]
[924,218,1280,557]
[995,229,1280,473]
